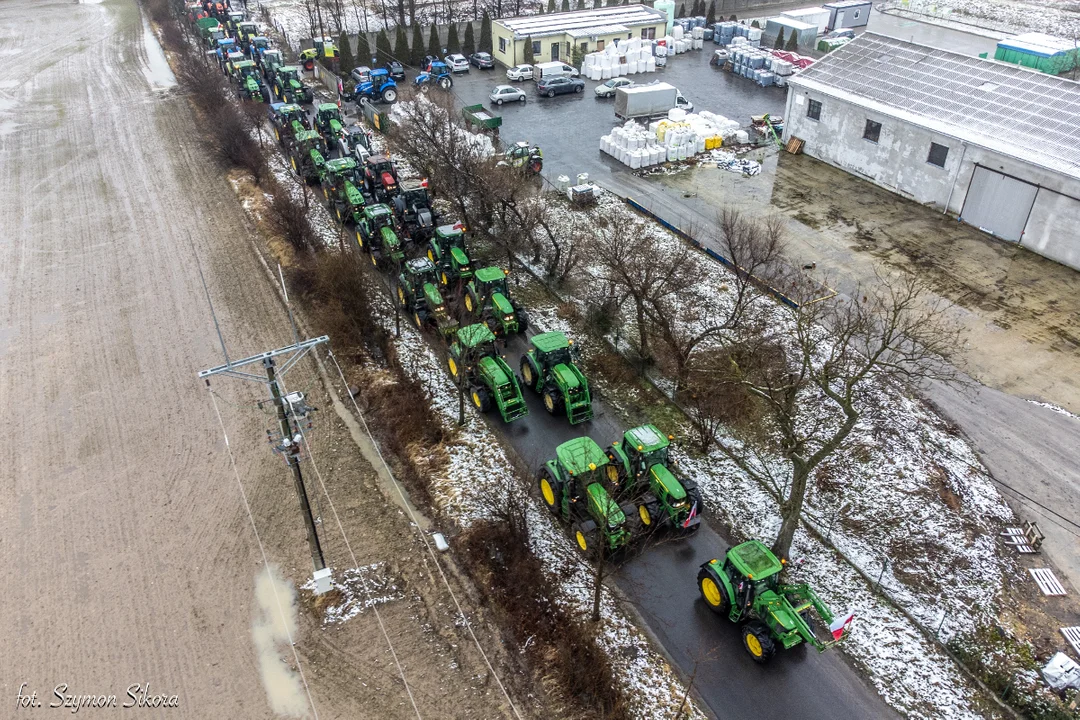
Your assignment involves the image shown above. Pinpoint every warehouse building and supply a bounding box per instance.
[491,5,668,68]
[783,33,1080,271]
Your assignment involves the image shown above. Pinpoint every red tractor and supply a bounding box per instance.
[363,154,400,204]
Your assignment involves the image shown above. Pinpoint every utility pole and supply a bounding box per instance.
[200,335,334,594]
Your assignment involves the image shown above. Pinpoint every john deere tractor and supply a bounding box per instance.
[520,332,593,424]
[392,179,436,242]
[356,204,404,267]
[427,223,472,288]
[464,267,528,337]
[362,154,399,204]
[272,66,314,105]
[697,540,851,663]
[447,324,528,423]
[606,424,703,532]
[290,130,327,184]
[314,102,344,146]
[232,60,264,102]
[538,437,634,556]
[259,48,284,79]
[268,102,307,144]
[320,158,365,224]
[397,258,458,336]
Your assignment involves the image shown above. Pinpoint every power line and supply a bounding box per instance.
[325,348,524,720]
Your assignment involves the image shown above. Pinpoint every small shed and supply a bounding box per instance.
[764,18,818,50]
[994,33,1077,75]
[781,7,831,35]
[823,1,872,31]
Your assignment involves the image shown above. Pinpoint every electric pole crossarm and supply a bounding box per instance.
[198,336,330,380]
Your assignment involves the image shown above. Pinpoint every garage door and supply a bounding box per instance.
[960,166,1039,242]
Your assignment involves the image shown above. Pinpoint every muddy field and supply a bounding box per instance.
[0,0,529,717]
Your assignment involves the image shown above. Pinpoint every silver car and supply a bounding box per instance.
[489,84,527,105]
[595,77,633,97]
[505,64,533,81]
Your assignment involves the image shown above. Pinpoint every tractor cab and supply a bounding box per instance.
[363,154,399,203]
[538,437,631,555]
[300,37,337,69]
[215,36,237,59]
[340,125,372,165]
[354,68,398,104]
[397,258,457,335]
[260,48,284,76]
[698,540,852,663]
[392,179,435,241]
[233,59,259,81]
[274,66,313,104]
[186,2,207,21]
[607,424,701,532]
[356,204,399,260]
[224,51,247,75]
[314,102,344,142]
[225,10,245,33]
[248,36,270,58]
[204,25,227,47]
[520,331,593,424]
[268,102,307,142]
[447,324,528,422]
[290,130,327,184]
[322,158,365,224]
[428,223,472,286]
[465,267,528,337]
[237,21,259,45]
[415,61,453,91]
[503,141,543,174]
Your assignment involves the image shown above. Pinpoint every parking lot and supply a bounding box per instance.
[437,47,786,181]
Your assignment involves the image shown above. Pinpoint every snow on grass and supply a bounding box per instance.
[507,189,1019,718]
[300,563,405,624]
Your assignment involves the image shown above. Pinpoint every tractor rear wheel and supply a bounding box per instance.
[355,229,364,248]
[538,470,561,514]
[519,357,537,391]
[697,565,731,615]
[447,356,461,381]
[464,294,474,313]
[397,286,407,307]
[742,621,776,663]
[414,312,423,329]
[542,388,563,415]
[471,386,492,413]
[572,522,599,557]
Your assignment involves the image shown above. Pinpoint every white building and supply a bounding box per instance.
[783,33,1080,271]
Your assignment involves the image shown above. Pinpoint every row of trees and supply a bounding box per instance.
[773,27,801,51]
[385,91,962,564]
[336,15,494,73]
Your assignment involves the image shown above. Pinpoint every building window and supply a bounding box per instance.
[927,142,949,167]
[580,42,589,54]
[640,27,656,39]
[532,41,540,55]
[499,37,506,53]
[597,39,605,51]
[807,99,822,121]
[863,119,881,143]
[853,9,861,18]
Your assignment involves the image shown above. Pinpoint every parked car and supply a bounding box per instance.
[384,60,405,79]
[536,76,584,97]
[595,77,633,97]
[534,61,579,79]
[469,52,494,69]
[505,64,533,81]
[489,84,527,105]
[825,28,856,40]
[444,53,470,73]
[350,66,372,85]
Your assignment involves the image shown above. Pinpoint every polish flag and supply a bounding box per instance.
[681,502,698,529]
[829,610,855,640]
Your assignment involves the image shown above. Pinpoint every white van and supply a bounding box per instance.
[533,61,579,80]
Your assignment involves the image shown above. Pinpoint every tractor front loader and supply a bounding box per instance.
[397,258,458,336]
[446,324,528,423]
[606,424,703,532]
[464,267,528,337]
[427,223,472,288]
[519,331,592,424]
[537,437,635,556]
[697,540,852,663]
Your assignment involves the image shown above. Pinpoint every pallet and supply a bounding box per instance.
[1001,522,1043,553]
[1062,627,1080,656]
[785,136,804,155]
[1030,568,1068,596]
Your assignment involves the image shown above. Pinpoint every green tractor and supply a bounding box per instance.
[446,324,529,423]
[697,540,852,663]
[236,21,259,47]
[427,223,473,288]
[538,437,634,556]
[314,102,344,146]
[232,60,264,102]
[289,130,327,184]
[464,267,529,337]
[397,257,459,336]
[605,424,703,532]
[320,158,365,225]
[356,204,404,267]
[519,331,593,424]
[268,102,306,145]
[260,48,285,80]
[272,66,314,105]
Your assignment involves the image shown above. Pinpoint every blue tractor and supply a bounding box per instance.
[354,67,398,104]
[415,60,453,91]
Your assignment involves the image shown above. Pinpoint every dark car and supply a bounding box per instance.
[535,76,584,97]
[469,52,494,69]
[384,60,405,80]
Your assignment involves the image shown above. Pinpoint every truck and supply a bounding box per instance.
[614,82,693,120]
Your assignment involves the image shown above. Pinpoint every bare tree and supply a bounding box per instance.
[708,271,964,559]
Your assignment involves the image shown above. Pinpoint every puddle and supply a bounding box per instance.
[141,14,176,90]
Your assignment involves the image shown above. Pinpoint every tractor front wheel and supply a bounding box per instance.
[519,357,537,391]
[542,389,563,415]
[355,229,365,248]
[471,386,492,413]
[538,470,561,514]
[414,312,423,329]
[697,565,731,615]
[397,286,407,307]
[742,621,776,663]
[464,294,474,313]
[448,356,461,381]
[572,522,599,556]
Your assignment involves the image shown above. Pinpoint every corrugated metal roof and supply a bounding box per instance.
[497,5,666,39]
[789,33,1080,180]
[566,24,630,39]
[998,32,1077,56]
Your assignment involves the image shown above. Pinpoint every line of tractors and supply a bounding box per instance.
[181,1,851,663]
